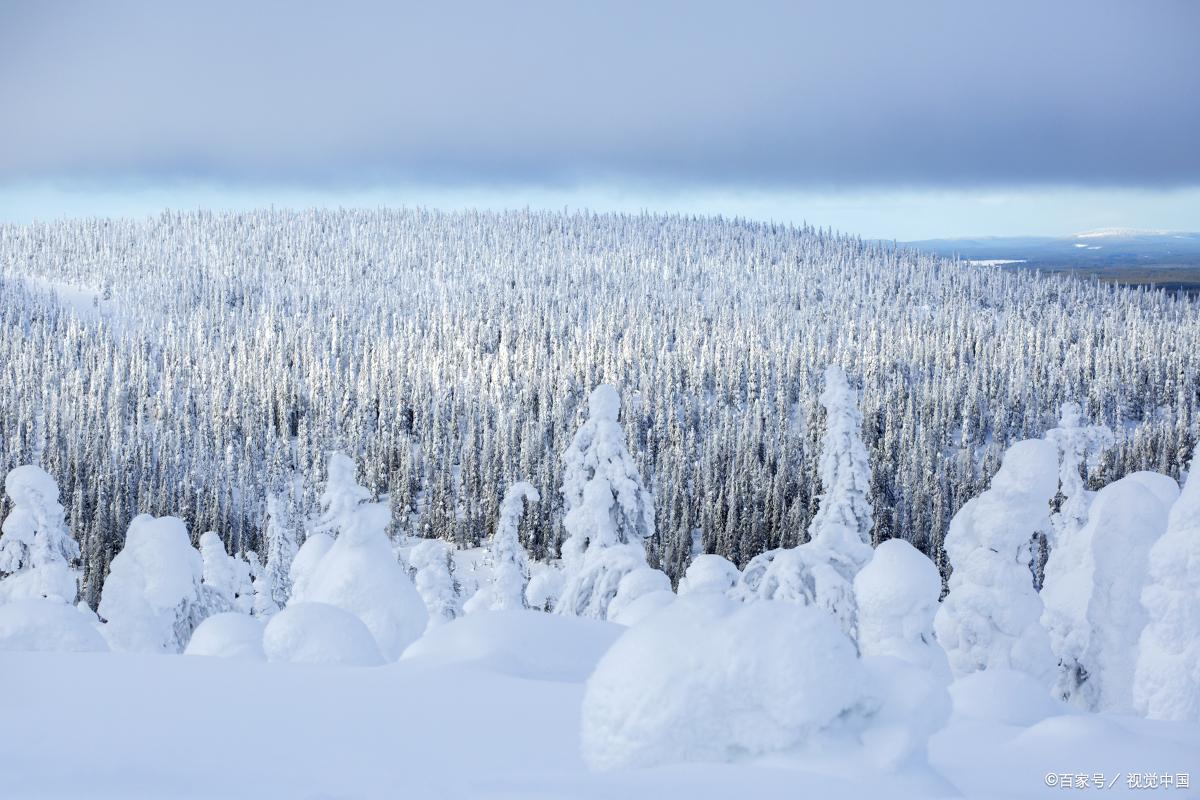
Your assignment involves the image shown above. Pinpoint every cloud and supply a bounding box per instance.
[2,0,1198,189]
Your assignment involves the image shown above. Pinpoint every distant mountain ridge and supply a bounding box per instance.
[901,230,1200,268]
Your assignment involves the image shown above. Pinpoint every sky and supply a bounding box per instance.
[1,0,1197,239]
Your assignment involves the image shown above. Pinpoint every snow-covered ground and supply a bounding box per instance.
[1,611,1195,799]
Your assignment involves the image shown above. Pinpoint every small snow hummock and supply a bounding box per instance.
[0,598,109,653]
[1042,475,1173,712]
[97,514,206,654]
[581,593,868,771]
[261,602,384,667]
[677,554,739,596]
[1134,445,1200,721]
[556,385,656,619]
[184,612,265,661]
[604,566,672,623]
[0,465,80,604]
[288,532,333,602]
[934,439,1057,685]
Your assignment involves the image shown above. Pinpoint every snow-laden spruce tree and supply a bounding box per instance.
[555,385,656,619]
[98,514,206,653]
[1042,474,1176,710]
[0,465,80,604]
[244,550,280,617]
[738,366,872,638]
[289,451,367,604]
[262,492,299,610]
[1045,401,1114,545]
[408,538,461,626]
[1134,446,1200,721]
[198,532,254,616]
[466,481,539,612]
[933,439,1057,684]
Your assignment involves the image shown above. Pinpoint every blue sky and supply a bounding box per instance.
[2,0,1197,239]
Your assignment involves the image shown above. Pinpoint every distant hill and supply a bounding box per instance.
[901,230,1200,294]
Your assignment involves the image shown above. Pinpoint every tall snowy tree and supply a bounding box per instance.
[0,465,80,604]
[262,492,299,609]
[466,481,539,612]
[1045,401,1114,544]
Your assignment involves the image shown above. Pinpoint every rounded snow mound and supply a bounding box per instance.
[0,599,109,653]
[950,669,1070,727]
[605,567,671,622]
[1122,470,1180,512]
[3,464,59,504]
[185,612,265,661]
[581,594,868,770]
[678,554,740,596]
[855,539,944,667]
[403,609,623,682]
[262,602,384,667]
[607,589,675,627]
[525,565,564,611]
[287,532,333,602]
[587,384,620,422]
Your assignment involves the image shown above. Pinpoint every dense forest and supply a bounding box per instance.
[1,208,1196,606]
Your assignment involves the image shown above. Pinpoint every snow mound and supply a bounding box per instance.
[302,503,428,659]
[677,554,740,595]
[949,669,1070,727]
[0,599,109,653]
[262,603,384,667]
[855,539,949,674]
[587,384,621,421]
[185,613,265,661]
[402,609,623,682]
[581,594,867,770]
[607,589,675,626]
[287,532,333,602]
[525,563,564,611]
[97,514,204,654]
[605,567,671,622]
[1122,471,1180,511]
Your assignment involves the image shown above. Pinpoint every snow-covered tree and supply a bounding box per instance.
[556,385,655,619]
[0,465,79,604]
[467,481,539,612]
[97,515,206,654]
[677,554,740,596]
[408,538,461,626]
[262,492,299,610]
[933,439,1057,684]
[312,452,372,536]
[1045,402,1114,544]
[1134,446,1200,721]
[198,532,253,615]
[1042,474,1176,710]
[244,550,280,618]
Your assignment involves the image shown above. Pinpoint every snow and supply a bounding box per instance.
[408,537,462,626]
[261,602,383,667]
[184,613,265,661]
[934,439,1058,685]
[0,599,109,653]
[855,539,948,675]
[0,464,79,604]
[402,608,622,682]
[1134,446,1200,721]
[605,566,672,622]
[287,531,332,601]
[525,562,565,611]
[96,514,204,654]
[580,594,868,771]
[302,502,428,660]
[607,589,676,626]
[677,553,740,596]
[466,481,538,612]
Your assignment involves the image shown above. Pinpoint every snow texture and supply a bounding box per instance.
[467,481,538,612]
[288,532,333,602]
[1134,446,1200,721]
[184,612,265,661]
[934,439,1057,684]
[409,538,462,626]
[524,563,564,612]
[97,514,205,654]
[604,566,672,623]
[302,502,428,660]
[198,532,253,615]
[0,598,109,653]
[1042,475,1173,711]
[581,593,867,770]
[261,602,384,667]
[0,465,79,604]
[677,554,740,596]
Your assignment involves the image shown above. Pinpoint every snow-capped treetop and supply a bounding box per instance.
[198,532,252,615]
[0,465,80,604]
[854,538,945,670]
[1046,401,1114,544]
[588,384,621,423]
[312,452,372,538]
[807,366,873,572]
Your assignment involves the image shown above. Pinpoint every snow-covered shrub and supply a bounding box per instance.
[581,593,867,770]
[245,550,280,618]
[525,563,564,612]
[1134,446,1200,721]
[408,538,462,626]
[303,502,427,660]
[854,539,951,769]
[262,602,383,667]
[677,554,739,596]
[97,514,205,654]
[605,567,671,623]
[467,481,538,612]
[735,367,873,639]
[198,532,253,615]
[1045,402,1114,545]
[288,532,333,603]
[1042,475,1174,711]
[0,465,79,604]
[184,612,265,660]
[312,451,372,535]
[556,385,655,619]
[0,598,108,653]
[933,439,1057,684]
[262,491,300,609]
